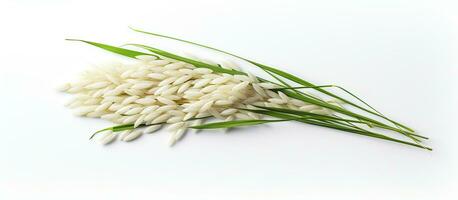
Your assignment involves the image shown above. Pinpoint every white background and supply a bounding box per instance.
[0,0,457,199]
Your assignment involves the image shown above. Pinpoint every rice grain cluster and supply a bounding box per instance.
[59,55,328,145]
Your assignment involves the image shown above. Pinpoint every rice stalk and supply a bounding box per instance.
[61,28,431,150]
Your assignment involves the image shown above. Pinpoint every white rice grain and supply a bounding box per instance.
[99,131,117,145]
[122,130,143,142]
[144,125,162,134]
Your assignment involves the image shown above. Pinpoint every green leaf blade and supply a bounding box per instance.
[66,39,157,59]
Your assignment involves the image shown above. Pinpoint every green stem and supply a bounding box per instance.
[246,109,431,151]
